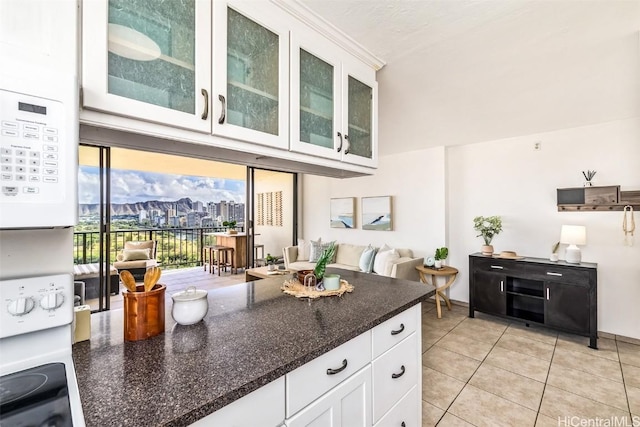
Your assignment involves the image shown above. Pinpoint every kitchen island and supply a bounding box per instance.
[72,268,435,426]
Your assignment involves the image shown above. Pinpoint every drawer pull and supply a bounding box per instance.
[391,365,406,379]
[326,359,348,375]
[391,323,405,336]
[490,265,504,270]
[547,272,563,277]
[500,280,504,292]
[401,423,406,427]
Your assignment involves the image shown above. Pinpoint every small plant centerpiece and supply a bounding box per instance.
[434,247,448,269]
[222,220,237,234]
[297,242,337,288]
[473,215,503,256]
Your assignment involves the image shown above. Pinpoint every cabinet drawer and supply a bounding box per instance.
[372,333,418,423]
[286,330,371,417]
[526,266,590,284]
[373,386,418,427]
[372,304,419,359]
[189,377,284,427]
[473,257,525,275]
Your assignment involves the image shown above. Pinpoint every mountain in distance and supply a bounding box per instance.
[79,197,196,216]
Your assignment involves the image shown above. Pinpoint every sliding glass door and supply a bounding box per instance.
[75,145,112,311]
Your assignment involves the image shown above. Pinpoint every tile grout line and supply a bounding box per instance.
[615,338,634,419]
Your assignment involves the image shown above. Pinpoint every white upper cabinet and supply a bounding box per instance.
[212,0,290,149]
[82,0,212,133]
[290,32,377,168]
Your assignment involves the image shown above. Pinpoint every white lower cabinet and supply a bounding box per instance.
[371,333,418,423]
[189,304,422,426]
[374,386,418,427]
[285,366,372,427]
[188,377,284,427]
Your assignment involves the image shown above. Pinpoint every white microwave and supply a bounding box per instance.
[0,71,78,229]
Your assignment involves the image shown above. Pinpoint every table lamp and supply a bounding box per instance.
[560,225,586,264]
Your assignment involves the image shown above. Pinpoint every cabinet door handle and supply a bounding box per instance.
[344,134,350,154]
[547,272,563,277]
[326,359,348,375]
[490,265,504,270]
[218,94,226,124]
[391,323,405,335]
[337,132,343,152]
[500,280,504,292]
[546,288,550,300]
[201,89,209,120]
[391,365,406,379]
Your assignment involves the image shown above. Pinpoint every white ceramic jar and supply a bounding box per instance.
[171,286,209,325]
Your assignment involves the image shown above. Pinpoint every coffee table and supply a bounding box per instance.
[245,266,292,282]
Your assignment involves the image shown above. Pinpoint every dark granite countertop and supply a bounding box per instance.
[72,268,434,427]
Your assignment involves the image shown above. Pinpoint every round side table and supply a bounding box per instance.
[416,265,459,319]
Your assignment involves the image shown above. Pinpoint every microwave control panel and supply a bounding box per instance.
[0,72,77,228]
[1,89,65,202]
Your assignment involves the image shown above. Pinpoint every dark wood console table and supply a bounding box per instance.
[469,253,598,349]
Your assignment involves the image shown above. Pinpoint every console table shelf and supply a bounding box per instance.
[469,253,598,349]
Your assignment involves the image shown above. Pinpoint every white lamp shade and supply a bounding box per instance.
[560,225,587,246]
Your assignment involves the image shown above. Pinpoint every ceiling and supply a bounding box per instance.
[299,0,640,155]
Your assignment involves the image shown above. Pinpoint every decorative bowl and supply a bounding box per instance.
[171,286,208,325]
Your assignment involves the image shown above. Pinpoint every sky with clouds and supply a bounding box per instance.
[78,166,246,205]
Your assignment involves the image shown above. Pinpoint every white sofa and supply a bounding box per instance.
[282,242,423,282]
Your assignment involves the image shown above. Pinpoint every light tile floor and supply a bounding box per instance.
[421,301,640,427]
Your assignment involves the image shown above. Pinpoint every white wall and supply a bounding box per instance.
[254,171,295,259]
[447,117,640,339]
[301,146,446,259]
[302,118,640,339]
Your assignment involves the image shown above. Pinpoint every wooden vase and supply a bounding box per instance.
[481,245,494,256]
[123,284,166,341]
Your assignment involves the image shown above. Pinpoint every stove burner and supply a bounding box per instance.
[0,373,48,405]
[0,363,71,426]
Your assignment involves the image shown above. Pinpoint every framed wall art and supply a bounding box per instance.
[330,197,355,229]
[362,196,392,231]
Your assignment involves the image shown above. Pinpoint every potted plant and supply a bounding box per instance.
[434,247,448,269]
[297,243,337,287]
[222,220,237,234]
[473,216,503,256]
[265,253,277,271]
[550,241,560,262]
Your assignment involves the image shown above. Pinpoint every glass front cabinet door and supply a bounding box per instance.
[82,0,212,133]
[212,0,290,149]
[291,33,377,168]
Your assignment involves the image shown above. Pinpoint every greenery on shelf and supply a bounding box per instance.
[222,220,237,230]
[551,241,560,254]
[473,216,503,245]
[314,243,337,281]
[435,247,449,261]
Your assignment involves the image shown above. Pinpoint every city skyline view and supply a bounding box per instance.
[78,166,246,206]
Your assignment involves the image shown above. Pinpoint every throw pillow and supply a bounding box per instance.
[122,248,151,261]
[309,240,335,263]
[296,239,312,262]
[358,245,377,273]
[373,248,399,275]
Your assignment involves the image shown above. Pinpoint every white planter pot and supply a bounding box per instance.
[434,260,443,269]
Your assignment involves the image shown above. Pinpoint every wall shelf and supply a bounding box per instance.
[557,186,640,212]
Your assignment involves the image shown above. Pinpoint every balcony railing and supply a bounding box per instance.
[73,226,244,269]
